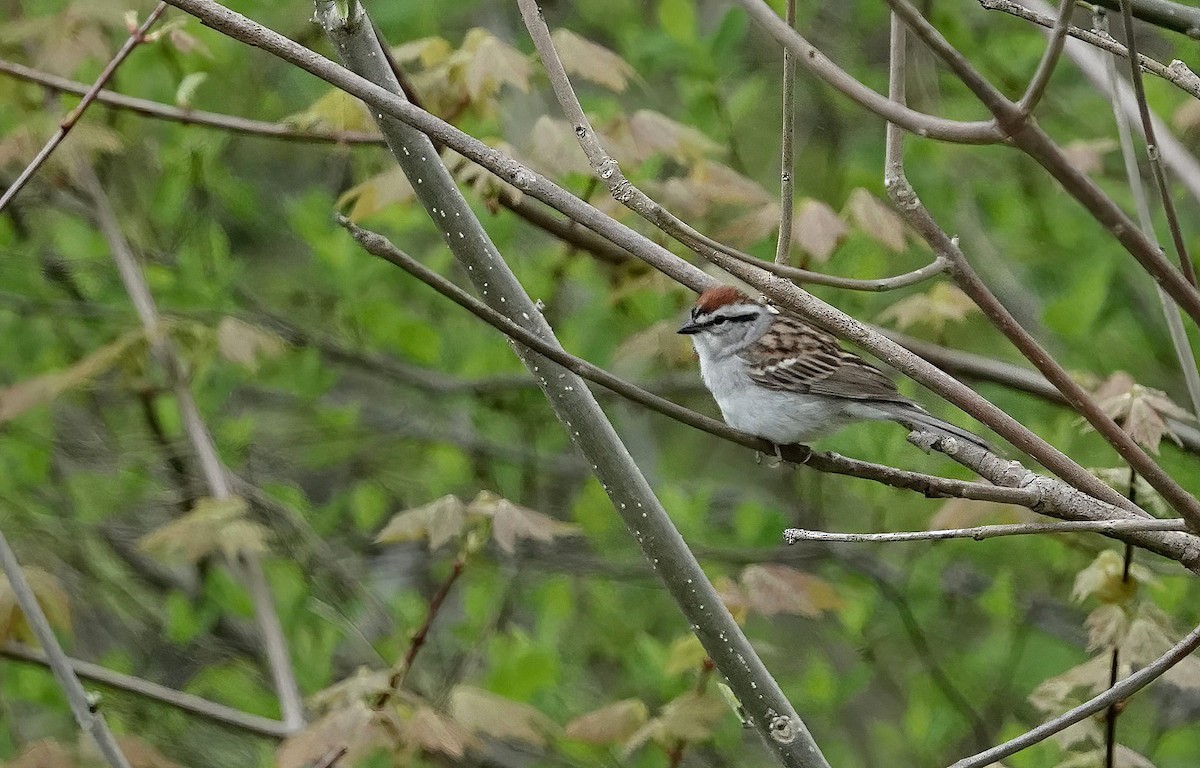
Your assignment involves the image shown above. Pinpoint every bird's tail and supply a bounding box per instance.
[883,404,992,453]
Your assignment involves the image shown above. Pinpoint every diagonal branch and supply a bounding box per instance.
[881,4,1200,527]
[976,0,1200,100]
[1097,10,1200,419]
[950,619,1200,767]
[1114,0,1196,286]
[314,4,828,765]
[0,3,168,214]
[882,0,1200,330]
[0,532,132,768]
[1016,0,1075,114]
[774,0,796,267]
[0,642,293,738]
[77,166,305,731]
[728,0,1001,143]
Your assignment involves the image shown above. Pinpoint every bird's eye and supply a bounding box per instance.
[713,317,727,325]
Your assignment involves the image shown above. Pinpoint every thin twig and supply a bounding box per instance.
[392,554,465,692]
[783,518,1188,544]
[0,58,385,144]
[520,0,948,295]
[1115,0,1196,286]
[1089,0,1200,38]
[774,0,796,267]
[738,248,950,291]
[0,642,293,738]
[728,0,1001,143]
[950,620,1200,768]
[885,0,1200,330]
[882,0,1200,528]
[0,3,168,214]
[1017,0,1076,114]
[77,166,306,730]
[977,0,1200,100]
[0,533,132,768]
[1098,10,1200,419]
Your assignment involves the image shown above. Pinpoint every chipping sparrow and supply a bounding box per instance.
[678,286,988,451]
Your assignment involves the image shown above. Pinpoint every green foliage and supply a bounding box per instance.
[3,0,1200,766]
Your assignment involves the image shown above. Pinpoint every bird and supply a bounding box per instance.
[677,285,989,452]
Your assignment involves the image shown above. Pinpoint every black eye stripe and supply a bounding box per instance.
[693,312,758,329]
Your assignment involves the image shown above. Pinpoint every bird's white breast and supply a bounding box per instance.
[694,346,849,445]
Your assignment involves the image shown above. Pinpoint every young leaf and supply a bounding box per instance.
[550,29,635,92]
[308,666,393,714]
[0,567,71,644]
[375,495,466,550]
[1093,372,1193,453]
[663,634,708,675]
[174,72,207,109]
[1091,468,1170,517]
[528,116,591,177]
[1061,138,1118,177]
[843,188,907,252]
[1072,550,1154,605]
[715,576,749,624]
[466,491,578,555]
[0,330,146,424]
[216,317,288,372]
[400,705,477,758]
[1084,603,1128,653]
[283,88,377,133]
[634,691,727,746]
[791,199,849,263]
[391,36,453,68]
[336,166,417,222]
[740,564,843,618]
[275,702,388,768]
[458,28,531,101]
[878,283,977,334]
[629,110,721,164]
[689,161,771,207]
[449,685,558,746]
[139,496,268,564]
[565,698,649,744]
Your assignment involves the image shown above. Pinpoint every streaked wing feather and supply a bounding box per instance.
[740,316,909,402]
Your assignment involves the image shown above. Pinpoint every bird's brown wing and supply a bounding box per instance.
[739,315,909,402]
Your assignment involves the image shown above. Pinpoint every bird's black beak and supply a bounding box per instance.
[677,319,702,335]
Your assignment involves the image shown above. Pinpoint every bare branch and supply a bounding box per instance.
[1098,10,1200,419]
[1016,0,1075,115]
[78,166,306,731]
[774,0,796,267]
[0,58,385,145]
[882,3,1200,527]
[0,534,132,768]
[950,619,1200,767]
[728,248,951,292]
[315,6,828,764]
[1114,1,1196,286]
[886,0,1200,330]
[729,0,1001,143]
[977,0,1200,100]
[1089,0,1200,37]
[0,642,293,738]
[0,4,167,214]
[784,518,1188,544]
